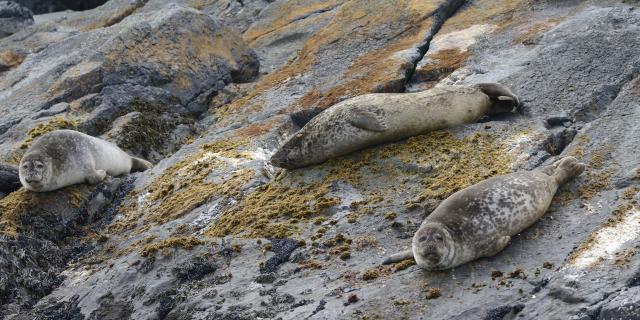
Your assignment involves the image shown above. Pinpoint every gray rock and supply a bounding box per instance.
[2,0,640,319]
[0,1,33,38]
[598,287,640,320]
[0,163,20,194]
[11,0,107,14]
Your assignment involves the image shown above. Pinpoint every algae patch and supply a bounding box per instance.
[0,186,89,237]
[382,131,512,206]
[118,138,254,229]
[205,130,512,239]
[19,116,78,150]
[140,236,205,257]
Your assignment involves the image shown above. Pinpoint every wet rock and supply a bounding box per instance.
[2,0,640,319]
[12,0,108,14]
[260,239,300,273]
[598,287,640,320]
[0,163,20,194]
[0,2,259,161]
[173,255,218,283]
[0,1,33,38]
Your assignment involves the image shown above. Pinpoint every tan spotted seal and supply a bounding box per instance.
[19,129,153,192]
[270,83,519,169]
[383,156,585,270]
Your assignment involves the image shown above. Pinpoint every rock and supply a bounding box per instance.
[11,0,107,14]
[598,287,640,320]
[2,0,640,319]
[0,163,20,194]
[0,2,259,161]
[0,1,33,38]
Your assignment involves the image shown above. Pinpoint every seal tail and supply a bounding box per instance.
[552,156,586,185]
[131,157,153,172]
[382,249,414,265]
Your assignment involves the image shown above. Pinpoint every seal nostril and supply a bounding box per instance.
[418,236,427,242]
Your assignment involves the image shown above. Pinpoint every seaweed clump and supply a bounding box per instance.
[114,138,254,231]
[140,236,204,257]
[109,99,195,160]
[0,187,89,237]
[19,116,78,149]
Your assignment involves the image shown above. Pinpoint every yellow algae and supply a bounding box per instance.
[0,186,90,237]
[19,116,78,149]
[205,182,340,238]
[243,0,345,44]
[515,17,565,44]
[379,132,511,203]
[140,236,204,257]
[205,130,513,239]
[111,138,252,232]
[578,145,616,200]
[440,0,528,35]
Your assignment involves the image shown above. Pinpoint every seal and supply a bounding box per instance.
[19,129,153,192]
[270,83,519,169]
[383,156,585,270]
[0,163,21,194]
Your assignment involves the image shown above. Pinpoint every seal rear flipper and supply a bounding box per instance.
[348,109,388,132]
[551,156,586,185]
[475,83,520,113]
[131,157,153,172]
[382,249,414,265]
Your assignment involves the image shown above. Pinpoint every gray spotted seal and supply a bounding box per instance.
[383,156,585,270]
[19,129,153,192]
[271,83,519,169]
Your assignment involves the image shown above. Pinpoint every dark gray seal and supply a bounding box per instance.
[383,156,585,270]
[19,129,153,192]
[271,83,519,169]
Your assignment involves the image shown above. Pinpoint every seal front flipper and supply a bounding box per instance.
[347,108,387,132]
[86,169,107,185]
[382,249,414,265]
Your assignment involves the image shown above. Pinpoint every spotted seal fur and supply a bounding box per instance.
[271,83,519,169]
[19,129,152,192]
[383,156,585,270]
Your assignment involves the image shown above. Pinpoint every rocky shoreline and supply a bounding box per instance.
[0,0,639,319]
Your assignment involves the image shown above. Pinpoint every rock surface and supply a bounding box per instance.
[1,0,640,319]
[0,163,20,194]
[0,1,33,38]
[12,0,108,14]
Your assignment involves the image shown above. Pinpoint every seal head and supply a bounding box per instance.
[412,223,456,270]
[270,132,307,169]
[19,152,52,192]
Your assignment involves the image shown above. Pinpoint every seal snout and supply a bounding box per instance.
[269,150,292,169]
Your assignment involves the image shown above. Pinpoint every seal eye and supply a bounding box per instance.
[418,236,427,242]
[22,164,29,169]
[434,234,443,242]
[35,164,44,169]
